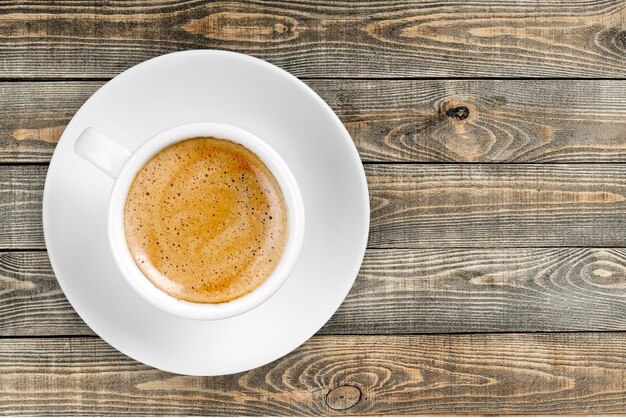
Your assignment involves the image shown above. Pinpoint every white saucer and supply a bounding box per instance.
[43,51,369,376]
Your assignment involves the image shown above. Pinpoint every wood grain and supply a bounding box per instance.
[2,248,625,337]
[0,252,86,337]
[0,1,625,79]
[4,80,626,163]
[4,164,626,249]
[0,334,624,415]
[0,166,45,250]
[324,248,626,334]
[315,79,626,163]
[368,164,626,248]
[0,82,97,162]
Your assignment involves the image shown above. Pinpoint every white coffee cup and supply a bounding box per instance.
[74,122,305,320]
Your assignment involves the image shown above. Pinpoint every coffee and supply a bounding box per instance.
[124,137,288,303]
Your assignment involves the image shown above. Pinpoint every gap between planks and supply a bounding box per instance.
[4,77,626,82]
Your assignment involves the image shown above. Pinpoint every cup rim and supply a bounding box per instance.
[107,122,305,320]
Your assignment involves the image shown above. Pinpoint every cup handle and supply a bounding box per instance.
[74,127,132,178]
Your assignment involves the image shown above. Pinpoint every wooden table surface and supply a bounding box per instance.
[1,1,626,415]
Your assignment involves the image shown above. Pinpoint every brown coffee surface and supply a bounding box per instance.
[124,137,287,303]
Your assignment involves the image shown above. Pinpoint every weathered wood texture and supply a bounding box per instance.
[0,334,625,415]
[331,80,626,163]
[2,249,625,337]
[4,164,626,249]
[325,248,626,334]
[0,1,625,79]
[0,82,96,162]
[0,252,84,337]
[4,80,626,163]
[0,166,45,250]
[368,164,626,248]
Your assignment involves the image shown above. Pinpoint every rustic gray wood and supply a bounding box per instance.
[319,79,626,163]
[4,80,626,163]
[0,166,45,250]
[368,164,626,248]
[324,248,626,334]
[0,1,625,79]
[1,249,625,337]
[0,82,97,162]
[0,334,624,415]
[0,252,86,336]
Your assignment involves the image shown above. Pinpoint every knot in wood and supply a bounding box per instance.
[446,106,470,120]
[274,23,291,34]
[326,385,361,410]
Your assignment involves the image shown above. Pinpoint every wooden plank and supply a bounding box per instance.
[0,1,625,79]
[4,164,626,249]
[4,80,626,163]
[318,79,626,163]
[0,334,624,415]
[0,252,89,336]
[0,166,45,250]
[0,82,98,162]
[2,249,626,337]
[367,164,626,248]
[324,248,626,334]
